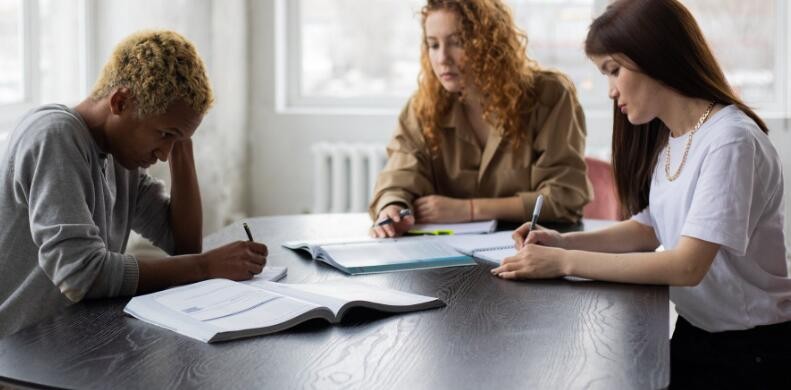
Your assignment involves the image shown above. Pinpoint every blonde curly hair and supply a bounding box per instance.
[91,30,214,118]
[414,0,541,154]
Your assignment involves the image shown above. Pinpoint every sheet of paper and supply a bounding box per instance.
[240,266,287,288]
[155,280,284,322]
[441,231,515,255]
[409,220,497,235]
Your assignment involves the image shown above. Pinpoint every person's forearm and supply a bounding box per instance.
[561,248,702,286]
[472,196,524,222]
[562,220,659,253]
[137,254,206,293]
[169,141,203,254]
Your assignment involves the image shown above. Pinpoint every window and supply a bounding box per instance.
[0,0,85,127]
[281,0,787,114]
[685,0,780,112]
[38,0,83,104]
[0,0,23,106]
[282,0,424,109]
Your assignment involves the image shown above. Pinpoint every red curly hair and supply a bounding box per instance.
[414,0,541,155]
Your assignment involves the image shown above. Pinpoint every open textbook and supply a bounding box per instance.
[124,279,444,343]
[282,236,475,275]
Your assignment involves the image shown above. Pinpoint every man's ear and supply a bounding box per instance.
[109,88,132,115]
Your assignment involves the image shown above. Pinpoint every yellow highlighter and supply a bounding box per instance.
[406,229,455,236]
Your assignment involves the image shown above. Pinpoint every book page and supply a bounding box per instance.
[124,279,440,342]
[267,281,441,317]
[321,239,469,270]
[255,281,349,315]
[282,236,375,250]
[148,279,324,333]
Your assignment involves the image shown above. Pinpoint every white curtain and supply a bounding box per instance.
[93,0,250,253]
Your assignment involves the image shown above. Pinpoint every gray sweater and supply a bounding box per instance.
[0,104,175,337]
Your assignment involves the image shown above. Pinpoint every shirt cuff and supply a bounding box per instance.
[120,255,140,296]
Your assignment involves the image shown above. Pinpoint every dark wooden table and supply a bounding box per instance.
[0,214,669,389]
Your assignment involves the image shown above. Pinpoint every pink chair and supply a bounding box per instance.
[583,157,622,220]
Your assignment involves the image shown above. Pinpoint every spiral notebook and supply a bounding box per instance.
[442,231,591,281]
[442,231,516,262]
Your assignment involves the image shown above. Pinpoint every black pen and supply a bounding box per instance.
[243,222,254,242]
[376,208,412,226]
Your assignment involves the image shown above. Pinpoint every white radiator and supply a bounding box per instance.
[311,142,388,213]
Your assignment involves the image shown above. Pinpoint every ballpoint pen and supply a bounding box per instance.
[529,195,544,231]
[376,208,412,226]
[243,222,254,242]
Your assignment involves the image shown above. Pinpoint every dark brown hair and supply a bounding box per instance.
[584,0,768,217]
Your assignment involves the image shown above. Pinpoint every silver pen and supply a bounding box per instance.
[529,195,544,231]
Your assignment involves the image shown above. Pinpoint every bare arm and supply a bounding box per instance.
[561,236,720,286]
[412,195,525,223]
[493,235,720,286]
[563,220,659,253]
[513,219,660,253]
[168,140,203,254]
[136,240,269,294]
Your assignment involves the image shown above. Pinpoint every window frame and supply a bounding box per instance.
[275,0,417,114]
[0,0,94,133]
[278,0,789,119]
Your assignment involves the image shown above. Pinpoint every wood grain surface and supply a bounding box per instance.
[0,214,669,389]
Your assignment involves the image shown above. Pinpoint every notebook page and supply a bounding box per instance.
[442,231,515,255]
[409,220,497,235]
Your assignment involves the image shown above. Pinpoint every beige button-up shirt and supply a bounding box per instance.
[369,71,592,224]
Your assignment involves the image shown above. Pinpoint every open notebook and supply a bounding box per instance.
[282,236,476,275]
[124,279,444,343]
[442,231,591,281]
[442,231,517,263]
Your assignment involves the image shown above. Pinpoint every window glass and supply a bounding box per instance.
[0,0,23,105]
[293,0,779,110]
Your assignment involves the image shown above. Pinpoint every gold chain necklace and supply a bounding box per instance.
[664,102,715,181]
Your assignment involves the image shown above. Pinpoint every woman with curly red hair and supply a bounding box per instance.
[369,0,592,237]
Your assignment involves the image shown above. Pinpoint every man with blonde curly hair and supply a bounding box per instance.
[0,30,267,337]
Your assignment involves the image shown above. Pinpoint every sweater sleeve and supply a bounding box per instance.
[15,127,138,302]
[131,172,176,255]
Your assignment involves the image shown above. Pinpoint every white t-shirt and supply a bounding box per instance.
[632,105,791,332]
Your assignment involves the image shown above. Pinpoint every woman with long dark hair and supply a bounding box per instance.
[368,0,592,237]
[493,0,791,386]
